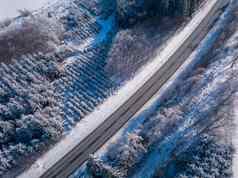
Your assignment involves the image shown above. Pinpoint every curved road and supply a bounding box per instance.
[18,0,230,178]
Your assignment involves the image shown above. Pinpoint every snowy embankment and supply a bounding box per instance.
[78,1,238,178]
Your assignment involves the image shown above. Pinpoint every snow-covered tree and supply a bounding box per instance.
[116,0,203,27]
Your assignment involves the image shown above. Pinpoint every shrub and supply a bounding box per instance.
[116,0,203,27]
[0,15,63,63]
[18,9,32,17]
[174,135,233,178]
[116,0,162,27]
[0,18,12,29]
